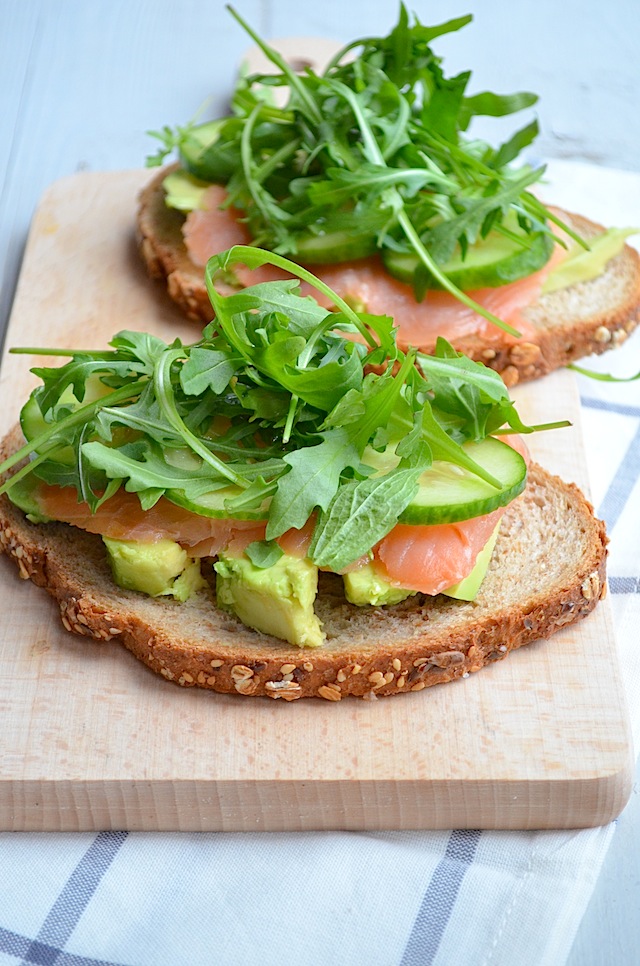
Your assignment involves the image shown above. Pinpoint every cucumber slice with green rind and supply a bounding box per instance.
[382,229,553,291]
[363,436,527,525]
[169,437,525,525]
[20,391,77,466]
[165,485,269,521]
[20,394,48,443]
[291,228,377,264]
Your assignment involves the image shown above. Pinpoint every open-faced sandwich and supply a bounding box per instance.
[0,249,607,699]
[138,6,639,387]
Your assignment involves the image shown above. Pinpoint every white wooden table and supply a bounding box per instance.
[2,2,639,962]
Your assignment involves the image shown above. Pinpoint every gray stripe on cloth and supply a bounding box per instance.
[0,925,31,958]
[400,829,482,965]
[596,422,640,531]
[581,396,640,418]
[609,576,640,594]
[0,925,126,966]
[19,831,128,966]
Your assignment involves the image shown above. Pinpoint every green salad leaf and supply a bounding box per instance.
[0,249,567,569]
[146,4,581,334]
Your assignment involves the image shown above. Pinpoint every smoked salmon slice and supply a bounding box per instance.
[183,185,291,288]
[375,507,504,596]
[183,186,563,346]
[36,481,501,594]
[37,485,263,558]
[36,484,313,560]
[36,440,522,596]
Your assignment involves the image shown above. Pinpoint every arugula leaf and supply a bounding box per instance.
[244,540,284,568]
[1,248,565,572]
[205,246,377,348]
[109,331,168,370]
[154,346,248,487]
[461,89,538,125]
[94,381,186,448]
[309,469,421,571]
[32,358,146,414]
[81,440,234,506]
[265,428,360,539]
[149,6,565,335]
[180,346,240,396]
[417,166,545,265]
[491,119,540,169]
[206,279,330,338]
[305,163,454,208]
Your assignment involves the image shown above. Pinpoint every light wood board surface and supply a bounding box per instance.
[0,169,633,832]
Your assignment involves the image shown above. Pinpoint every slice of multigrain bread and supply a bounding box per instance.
[0,427,607,700]
[136,166,640,387]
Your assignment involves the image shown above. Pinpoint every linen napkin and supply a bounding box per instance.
[0,160,638,966]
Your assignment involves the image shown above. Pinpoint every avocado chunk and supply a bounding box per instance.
[214,551,324,648]
[344,519,502,605]
[5,475,51,523]
[162,168,210,212]
[441,519,502,601]
[542,227,637,294]
[103,536,206,602]
[343,562,415,607]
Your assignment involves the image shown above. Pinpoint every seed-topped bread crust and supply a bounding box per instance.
[0,426,607,700]
[136,166,640,387]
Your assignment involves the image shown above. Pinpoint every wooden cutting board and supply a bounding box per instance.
[0,170,632,831]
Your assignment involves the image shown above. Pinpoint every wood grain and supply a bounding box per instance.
[0,169,633,831]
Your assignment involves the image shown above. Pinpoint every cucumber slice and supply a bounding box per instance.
[363,436,526,525]
[171,437,524,525]
[165,485,269,521]
[20,393,49,442]
[20,389,77,466]
[20,377,115,466]
[382,226,553,291]
[292,228,377,264]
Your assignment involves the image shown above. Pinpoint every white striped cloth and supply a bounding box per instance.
[0,161,638,966]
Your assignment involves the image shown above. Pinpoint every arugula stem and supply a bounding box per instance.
[520,193,590,250]
[353,350,416,450]
[0,380,149,480]
[226,5,323,125]
[568,364,640,383]
[10,347,118,358]
[326,76,523,338]
[396,210,521,337]
[297,314,351,368]
[206,247,378,349]
[0,442,65,496]
[495,420,571,434]
[154,348,249,487]
[282,394,298,444]
[240,105,283,232]
[253,136,300,185]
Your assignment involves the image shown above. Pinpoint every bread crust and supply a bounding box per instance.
[0,426,607,700]
[136,166,640,386]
